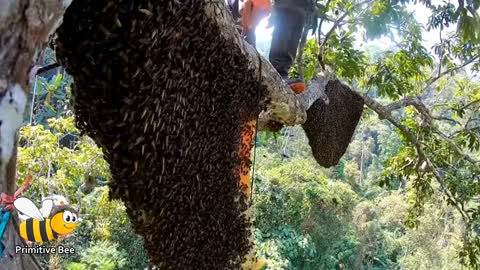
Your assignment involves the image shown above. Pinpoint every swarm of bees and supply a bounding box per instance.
[302,80,364,168]
[55,0,266,269]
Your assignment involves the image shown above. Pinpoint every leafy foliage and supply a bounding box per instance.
[16,116,147,269]
[323,30,367,82]
[361,1,405,40]
[17,117,109,200]
[66,241,126,270]
[10,0,480,269]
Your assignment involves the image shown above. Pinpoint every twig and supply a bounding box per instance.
[316,0,374,70]
[424,55,479,91]
[321,12,349,46]
[432,128,480,166]
[461,98,480,110]
[438,28,443,79]
[316,0,332,71]
[322,0,373,45]
[36,63,60,75]
[76,186,82,213]
[430,116,461,125]
[360,93,471,223]
[30,75,38,125]
[296,26,310,80]
[317,0,332,42]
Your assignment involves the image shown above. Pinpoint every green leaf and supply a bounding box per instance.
[53,73,63,89]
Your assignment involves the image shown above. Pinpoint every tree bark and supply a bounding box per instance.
[0,0,69,195]
[0,1,69,269]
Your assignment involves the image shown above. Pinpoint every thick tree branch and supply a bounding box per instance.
[207,1,307,126]
[257,72,332,130]
[207,0,337,130]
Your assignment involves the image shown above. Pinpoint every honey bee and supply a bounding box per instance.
[14,197,78,243]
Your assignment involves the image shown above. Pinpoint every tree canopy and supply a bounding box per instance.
[274,0,480,266]
[0,0,479,269]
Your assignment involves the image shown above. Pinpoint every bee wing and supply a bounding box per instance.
[41,199,54,218]
[14,197,44,221]
[18,213,30,221]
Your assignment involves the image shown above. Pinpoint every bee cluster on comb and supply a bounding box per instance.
[302,80,364,168]
[55,0,266,269]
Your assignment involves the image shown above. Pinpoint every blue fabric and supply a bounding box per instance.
[0,208,11,256]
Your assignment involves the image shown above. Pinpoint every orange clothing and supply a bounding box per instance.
[241,0,271,31]
[238,119,257,200]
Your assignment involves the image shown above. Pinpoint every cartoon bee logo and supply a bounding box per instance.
[14,197,79,243]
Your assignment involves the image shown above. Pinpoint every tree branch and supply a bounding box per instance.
[432,128,480,166]
[438,28,443,78]
[317,0,375,71]
[296,24,310,81]
[424,55,480,91]
[317,0,332,41]
[461,98,480,110]
[382,96,469,125]
[0,0,71,196]
[36,63,60,76]
[379,95,480,169]
[361,93,471,223]
[207,0,340,130]
[321,12,349,46]
[384,96,430,115]
[208,2,309,127]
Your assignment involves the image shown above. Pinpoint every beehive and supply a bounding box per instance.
[302,80,364,168]
[55,0,266,269]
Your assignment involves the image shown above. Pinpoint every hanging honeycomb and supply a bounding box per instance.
[303,80,364,168]
[55,0,266,269]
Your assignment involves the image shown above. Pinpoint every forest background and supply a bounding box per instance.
[13,0,480,269]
